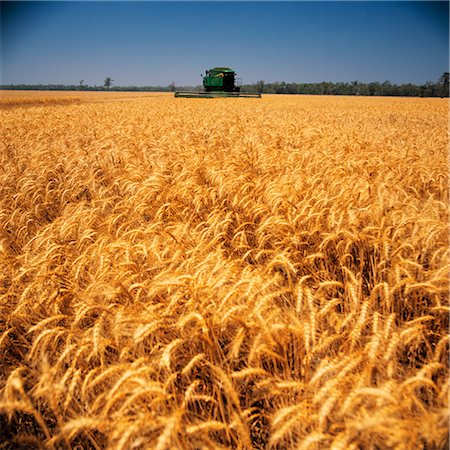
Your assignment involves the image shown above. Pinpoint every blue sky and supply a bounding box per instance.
[1,1,448,86]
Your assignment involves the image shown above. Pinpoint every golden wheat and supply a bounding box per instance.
[0,91,448,449]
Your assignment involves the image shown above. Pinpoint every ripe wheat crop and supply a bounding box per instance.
[0,92,448,449]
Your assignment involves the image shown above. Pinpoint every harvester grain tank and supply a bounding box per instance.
[175,67,261,98]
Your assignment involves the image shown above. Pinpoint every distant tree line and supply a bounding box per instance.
[1,73,448,97]
[243,73,449,97]
[0,83,186,92]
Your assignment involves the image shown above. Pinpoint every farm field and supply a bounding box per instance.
[0,90,167,108]
[0,92,448,449]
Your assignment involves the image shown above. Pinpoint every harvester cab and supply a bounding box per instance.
[175,67,261,98]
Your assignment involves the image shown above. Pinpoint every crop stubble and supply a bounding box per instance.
[0,93,448,449]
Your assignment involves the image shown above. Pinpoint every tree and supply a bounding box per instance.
[438,72,449,97]
[169,82,176,92]
[382,80,392,96]
[79,80,84,90]
[272,81,289,94]
[368,82,380,96]
[104,77,113,90]
[423,81,436,97]
[255,80,265,94]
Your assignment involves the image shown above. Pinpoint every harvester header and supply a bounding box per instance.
[175,67,261,98]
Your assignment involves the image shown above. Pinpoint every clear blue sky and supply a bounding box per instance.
[1,1,448,86]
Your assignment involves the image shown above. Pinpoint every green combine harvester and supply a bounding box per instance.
[175,67,261,98]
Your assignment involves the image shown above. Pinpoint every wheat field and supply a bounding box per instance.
[0,92,448,449]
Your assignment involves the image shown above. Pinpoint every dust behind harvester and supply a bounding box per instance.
[175,67,261,98]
